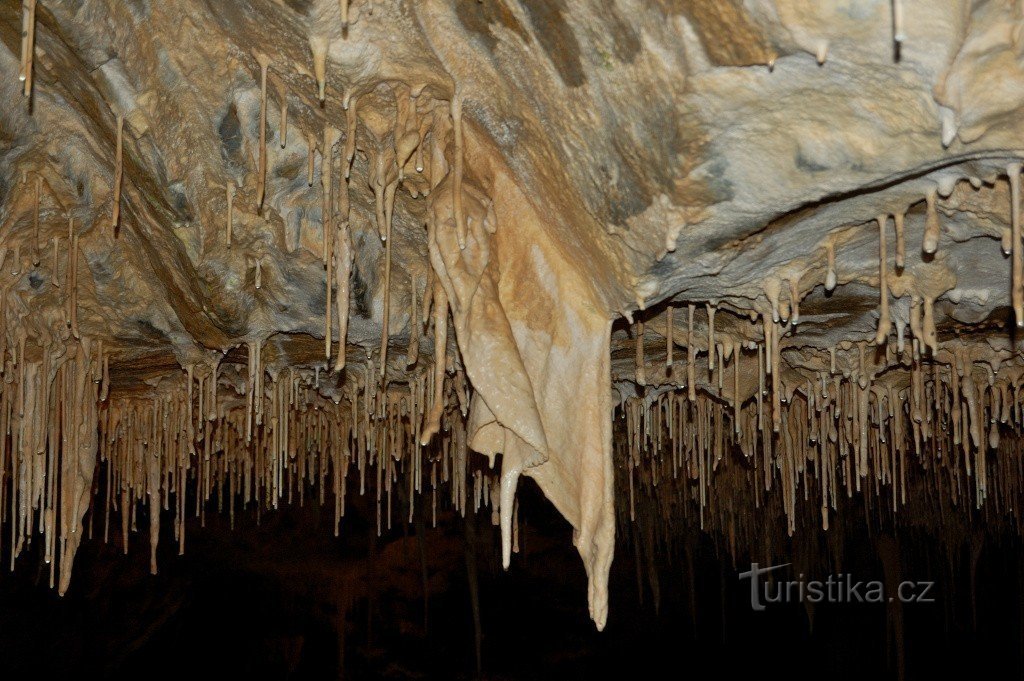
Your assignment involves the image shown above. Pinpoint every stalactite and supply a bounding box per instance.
[894,210,905,270]
[922,295,937,355]
[70,231,80,339]
[875,214,891,345]
[892,0,905,45]
[380,201,393,378]
[323,125,340,264]
[421,281,448,444]
[706,305,716,371]
[816,41,829,65]
[788,278,800,326]
[687,304,696,402]
[311,36,329,103]
[825,240,837,292]
[334,205,353,372]
[8,8,1024,635]
[923,188,940,255]
[326,243,333,361]
[765,277,781,323]
[1009,163,1023,327]
[20,0,36,97]
[345,96,358,180]
[634,321,647,385]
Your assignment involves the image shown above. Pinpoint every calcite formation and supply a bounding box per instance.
[3,0,1024,631]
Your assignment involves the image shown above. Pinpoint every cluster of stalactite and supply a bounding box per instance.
[0,335,517,592]
[3,0,493,592]
[616,341,1024,566]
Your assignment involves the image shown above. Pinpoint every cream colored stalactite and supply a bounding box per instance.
[112,114,124,233]
[256,55,270,212]
[788,278,800,326]
[414,116,429,177]
[772,321,781,433]
[909,294,922,346]
[335,118,352,365]
[322,126,338,357]
[56,342,100,595]
[922,295,938,354]
[245,341,257,442]
[634,321,646,385]
[147,401,161,574]
[311,36,329,103]
[687,303,696,401]
[326,250,333,361]
[19,1,28,84]
[20,0,36,98]
[421,279,448,445]
[816,40,830,65]
[706,305,716,371]
[1008,163,1023,327]
[757,344,765,429]
[733,349,741,435]
[428,108,449,191]
[875,214,892,345]
[334,205,353,372]
[923,188,941,255]
[394,88,420,183]
[765,277,782,323]
[345,96,358,180]
[69,231,79,339]
[372,155,386,239]
[892,0,905,44]
[380,203,393,378]
[100,352,109,402]
[825,240,837,291]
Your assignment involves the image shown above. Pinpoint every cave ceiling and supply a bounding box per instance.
[3,0,1024,629]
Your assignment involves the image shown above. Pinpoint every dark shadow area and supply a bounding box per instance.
[1,478,1022,680]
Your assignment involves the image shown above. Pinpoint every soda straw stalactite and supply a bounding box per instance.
[1009,163,1023,327]
[21,0,36,98]
[875,214,891,345]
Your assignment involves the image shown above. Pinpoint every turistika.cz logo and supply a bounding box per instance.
[738,562,936,611]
